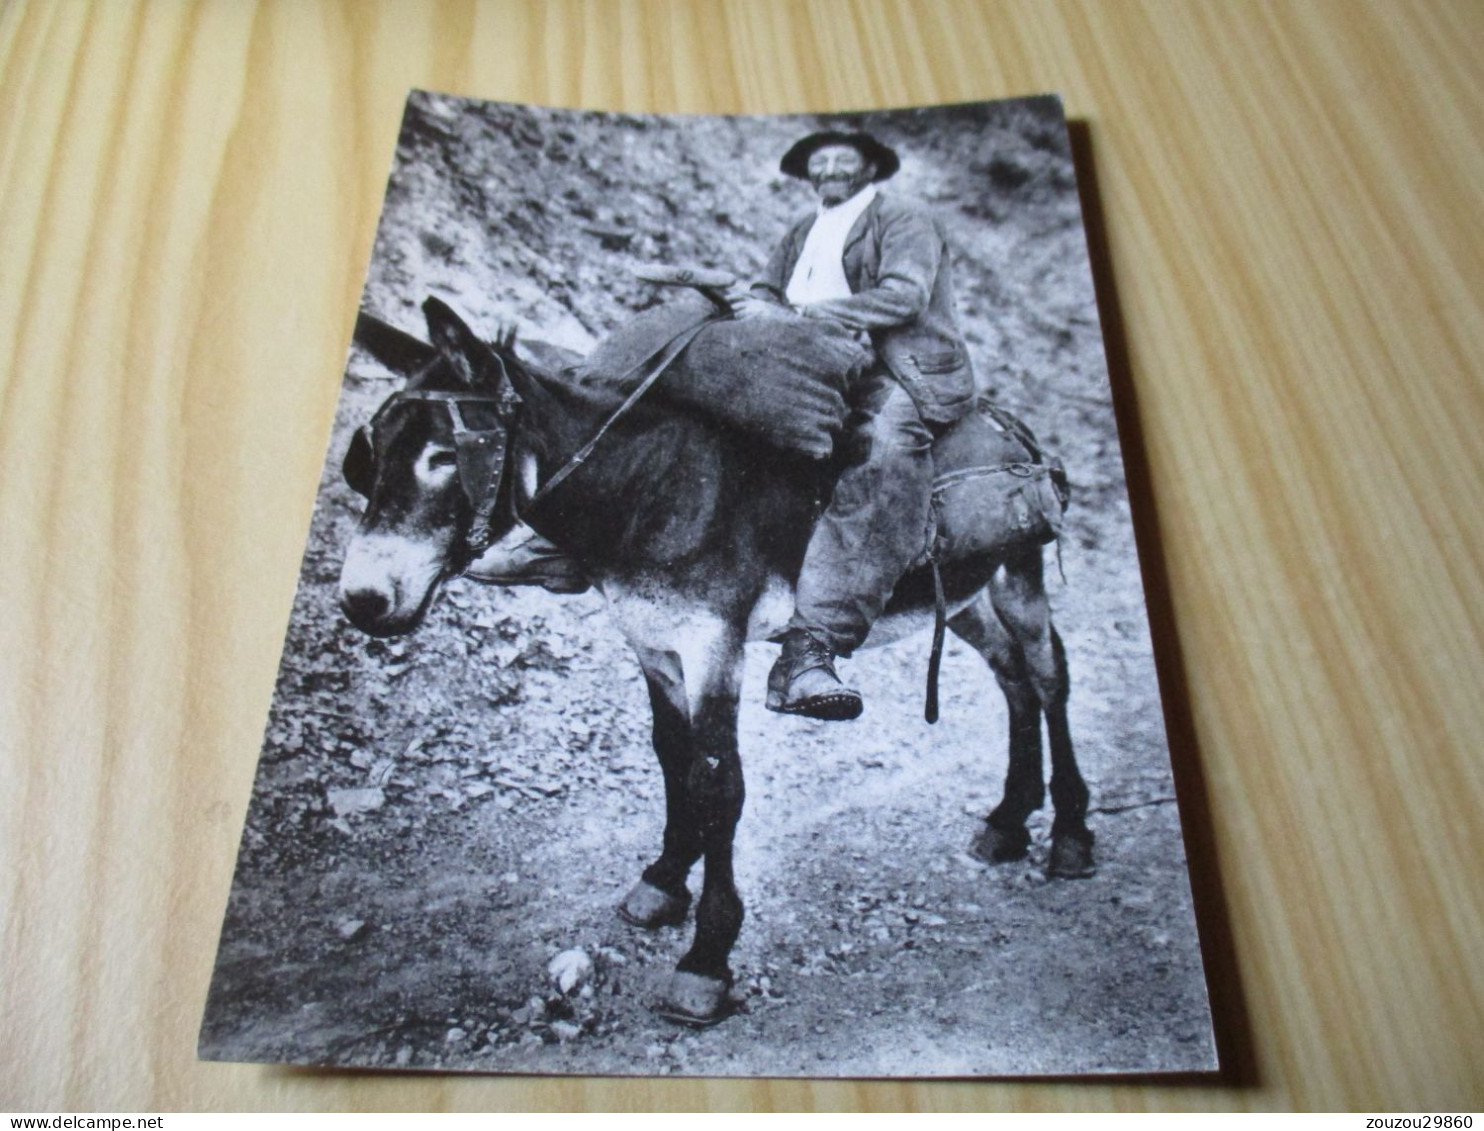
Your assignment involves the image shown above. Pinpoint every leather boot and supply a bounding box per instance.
[765,629,863,721]
[463,526,590,594]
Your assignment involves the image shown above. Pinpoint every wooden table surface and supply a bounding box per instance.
[3,0,1481,1112]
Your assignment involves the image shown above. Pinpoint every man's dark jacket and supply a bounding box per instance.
[755,192,976,425]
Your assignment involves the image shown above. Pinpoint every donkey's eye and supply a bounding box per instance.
[414,447,460,485]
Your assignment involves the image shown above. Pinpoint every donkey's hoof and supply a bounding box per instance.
[970,822,1030,864]
[617,881,690,929]
[1047,830,1096,878]
[654,971,731,1028]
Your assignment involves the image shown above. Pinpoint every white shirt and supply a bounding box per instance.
[784,183,878,306]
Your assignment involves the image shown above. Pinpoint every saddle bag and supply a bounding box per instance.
[928,400,1070,564]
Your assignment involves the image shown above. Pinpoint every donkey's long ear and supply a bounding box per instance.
[342,426,375,498]
[423,296,503,389]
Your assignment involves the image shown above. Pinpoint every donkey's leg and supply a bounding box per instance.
[1041,623,1094,877]
[658,632,747,1026]
[617,647,701,929]
[992,549,1094,878]
[949,589,1045,863]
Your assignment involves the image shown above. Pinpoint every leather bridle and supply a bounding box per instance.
[344,312,718,566]
[344,386,521,560]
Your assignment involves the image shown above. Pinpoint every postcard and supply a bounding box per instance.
[200,92,1216,1076]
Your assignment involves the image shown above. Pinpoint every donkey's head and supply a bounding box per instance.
[338,298,523,636]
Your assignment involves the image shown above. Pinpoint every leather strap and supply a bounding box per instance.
[925,555,947,725]
[521,314,719,518]
[932,461,1044,494]
[367,388,515,556]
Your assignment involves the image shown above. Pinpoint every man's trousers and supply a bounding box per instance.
[788,370,935,656]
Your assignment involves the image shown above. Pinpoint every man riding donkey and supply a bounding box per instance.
[488,129,977,721]
[339,126,1090,1029]
[725,130,976,720]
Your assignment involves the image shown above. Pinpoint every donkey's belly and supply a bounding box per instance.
[743,573,982,649]
[743,575,795,642]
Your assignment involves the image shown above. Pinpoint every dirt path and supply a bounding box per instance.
[202,512,1214,1077]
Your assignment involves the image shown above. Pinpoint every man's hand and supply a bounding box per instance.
[725,284,795,321]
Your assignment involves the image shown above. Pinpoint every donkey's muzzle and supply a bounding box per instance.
[340,586,389,627]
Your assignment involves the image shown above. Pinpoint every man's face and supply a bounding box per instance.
[806,144,877,207]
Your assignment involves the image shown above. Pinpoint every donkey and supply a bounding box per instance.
[337,297,1093,1025]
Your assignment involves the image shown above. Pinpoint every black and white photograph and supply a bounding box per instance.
[199,91,1216,1077]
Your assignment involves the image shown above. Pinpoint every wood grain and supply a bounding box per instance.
[2,0,1482,1111]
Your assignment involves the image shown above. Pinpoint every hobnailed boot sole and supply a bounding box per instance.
[765,687,864,721]
[765,633,864,720]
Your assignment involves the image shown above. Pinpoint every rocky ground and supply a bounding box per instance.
[199,95,1215,1077]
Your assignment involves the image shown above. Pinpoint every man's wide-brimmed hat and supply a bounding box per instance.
[779,130,900,181]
